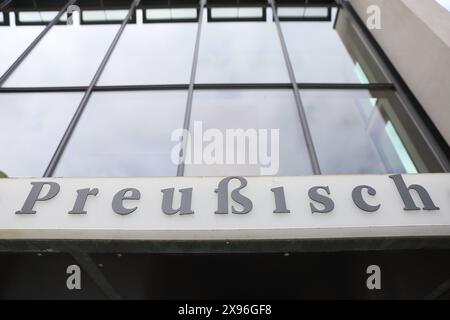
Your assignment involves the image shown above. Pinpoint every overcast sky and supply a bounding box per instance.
[436,0,450,10]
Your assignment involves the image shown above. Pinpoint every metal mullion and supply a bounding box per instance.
[269,0,321,175]
[177,0,206,177]
[44,0,141,177]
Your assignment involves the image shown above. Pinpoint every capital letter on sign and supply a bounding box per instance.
[16,182,60,214]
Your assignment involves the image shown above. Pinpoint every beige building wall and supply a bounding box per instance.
[349,0,450,145]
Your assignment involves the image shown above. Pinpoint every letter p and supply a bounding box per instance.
[16,182,60,214]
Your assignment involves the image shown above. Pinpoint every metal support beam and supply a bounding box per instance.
[0,0,77,87]
[177,0,207,176]
[269,0,322,174]
[44,0,141,177]
[423,278,450,300]
[71,251,121,300]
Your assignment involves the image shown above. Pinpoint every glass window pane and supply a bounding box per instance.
[184,90,312,176]
[301,90,435,174]
[146,9,172,20]
[105,10,129,21]
[3,24,119,87]
[54,91,187,177]
[82,10,128,23]
[0,12,4,23]
[304,7,329,17]
[0,92,81,177]
[210,7,263,19]
[278,7,306,18]
[0,23,44,77]
[99,23,197,85]
[145,9,198,22]
[171,8,197,19]
[82,10,107,21]
[18,11,67,24]
[281,9,388,83]
[238,8,264,18]
[210,8,238,18]
[196,8,289,83]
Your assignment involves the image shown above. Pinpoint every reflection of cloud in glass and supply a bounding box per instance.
[55,91,187,177]
[302,90,415,174]
[99,23,197,85]
[0,93,82,177]
[0,25,44,77]
[4,25,119,87]
[196,8,290,83]
[185,90,312,176]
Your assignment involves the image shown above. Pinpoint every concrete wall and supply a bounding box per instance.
[350,0,450,145]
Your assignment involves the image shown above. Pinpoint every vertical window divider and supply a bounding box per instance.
[269,0,322,175]
[44,0,141,177]
[177,0,206,177]
[0,0,77,87]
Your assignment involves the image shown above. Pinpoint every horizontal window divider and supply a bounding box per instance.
[0,83,395,93]
[0,87,88,92]
[193,83,395,90]
[296,83,395,90]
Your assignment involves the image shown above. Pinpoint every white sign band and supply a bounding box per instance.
[1,174,449,240]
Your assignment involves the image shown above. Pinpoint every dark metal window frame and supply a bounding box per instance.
[0,10,9,25]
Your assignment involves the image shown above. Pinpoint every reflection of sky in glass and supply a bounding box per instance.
[302,90,417,174]
[385,121,417,173]
[4,25,119,87]
[0,24,44,77]
[0,93,81,177]
[55,91,187,177]
[99,23,197,85]
[185,90,312,176]
[196,8,290,83]
[281,9,381,83]
[436,0,450,11]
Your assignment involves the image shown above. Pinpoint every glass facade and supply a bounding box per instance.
[54,90,187,177]
[0,0,448,178]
